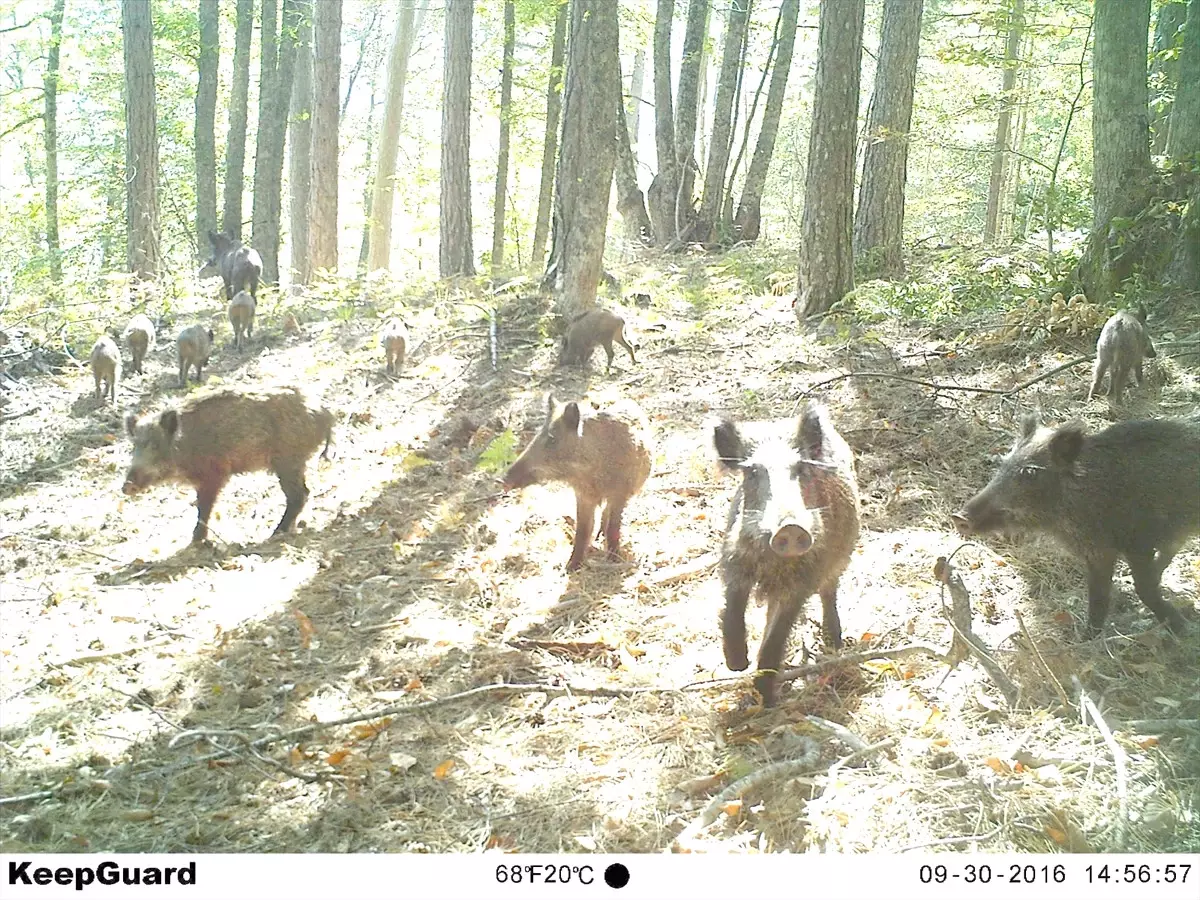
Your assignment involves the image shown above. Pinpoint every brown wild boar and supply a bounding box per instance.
[228,290,256,351]
[123,314,156,375]
[560,308,637,372]
[176,324,214,387]
[89,335,121,404]
[1088,306,1156,401]
[380,318,409,375]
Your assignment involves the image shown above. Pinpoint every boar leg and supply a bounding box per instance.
[1087,360,1107,401]
[1134,360,1144,385]
[1108,364,1127,399]
[1127,549,1188,635]
[567,494,596,571]
[273,462,311,536]
[754,594,803,707]
[1084,551,1117,635]
[192,479,227,543]
[178,360,188,388]
[819,581,844,650]
[601,339,615,372]
[1152,538,1185,579]
[602,498,626,561]
[721,567,755,672]
[616,332,636,365]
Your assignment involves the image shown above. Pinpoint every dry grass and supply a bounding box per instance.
[1,259,1198,855]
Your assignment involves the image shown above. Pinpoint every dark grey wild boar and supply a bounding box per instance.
[503,395,653,571]
[199,231,263,303]
[89,335,121,404]
[713,403,861,707]
[122,386,335,544]
[228,290,256,350]
[176,324,214,387]
[123,314,156,375]
[1088,306,1156,401]
[952,413,1199,635]
[380,318,409,375]
[560,308,637,372]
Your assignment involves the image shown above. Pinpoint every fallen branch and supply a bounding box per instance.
[1074,675,1128,849]
[650,552,721,586]
[48,635,176,668]
[0,531,122,564]
[778,643,949,685]
[1015,610,1070,709]
[898,823,1005,853]
[797,356,1092,400]
[935,553,1020,707]
[0,406,40,423]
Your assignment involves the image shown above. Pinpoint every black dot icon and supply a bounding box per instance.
[604,863,630,889]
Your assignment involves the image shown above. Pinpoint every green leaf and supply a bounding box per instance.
[476,430,518,474]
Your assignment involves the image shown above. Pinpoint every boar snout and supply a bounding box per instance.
[950,511,973,535]
[770,522,813,557]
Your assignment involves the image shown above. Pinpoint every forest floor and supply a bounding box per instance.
[1,246,1198,854]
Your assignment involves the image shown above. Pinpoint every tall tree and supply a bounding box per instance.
[1167,0,1200,159]
[671,0,709,243]
[223,0,254,239]
[122,0,160,280]
[628,46,646,150]
[854,0,923,278]
[1080,0,1152,301]
[983,0,1022,246]
[44,0,66,284]
[531,0,568,270]
[547,0,619,315]
[440,0,475,277]
[1149,1,1187,154]
[288,0,313,284]
[696,0,751,242]
[647,0,677,246]
[492,0,516,273]
[734,0,798,242]
[796,0,865,318]
[251,0,302,284]
[615,70,652,245]
[307,0,341,275]
[195,0,219,255]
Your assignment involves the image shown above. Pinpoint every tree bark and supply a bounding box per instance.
[547,0,618,316]
[671,0,709,243]
[647,0,677,247]
[983,0,1022,246]
[439,0,475,277]
[696,0,751,243]
[251,0,302,285]
[357,78,378,276]
[734,0,798,243]
[44,0,65,284]
[616,71,652,246]
[223,0,254,239]
[122,0,160,281]
[854,0,923,279]
[195,0,219,257]
[797,0,864,319]
[288,0,313,285]
[1167,0,1200,159]
[628,46,645,150]
[531,0,568,271]
[492,0,516,273]
[307,0,341,276]
[1150,1,1187,154]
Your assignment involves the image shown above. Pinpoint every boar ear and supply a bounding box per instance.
[125,412,139,437]
[713,420,748,469]
[561,401,581,434]
[159,409,179,440]
[1135,302,1148,324]
[1017,412,1040,443]
[796,402,829,458]
[545,393,558,420]
[1048,421,1085,466]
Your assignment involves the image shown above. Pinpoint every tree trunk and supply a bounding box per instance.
[1150,1,1187,154]
[1167,0,1200,159]
[734,0,798,243]
[725,6,779,233]
[647,0,677,247]
[223,0,254,239]
[797,0,864,319]
[853,0,923,279]
[615,72,652,246]
[531,0,568,271]
[983,0,1022,246]
[440,0,475,277]
[195,0,219,257]
[251,0,302,285]
[671,0,709,243]
[1079,0,1151,302]
[122,0,160,281]
[357,78,378,276]
[44,0,65,285]
[548,0,619,316]
[366,0,426,274]
[491,0,516,273]
[628,46,645,150]
[696,0,751,243]
[288,0,313,285]
[307,0,341,276]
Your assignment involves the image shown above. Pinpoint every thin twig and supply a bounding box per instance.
[898,824,1005,853]
[1073,675,1128,849]
[778,643,949,684]
[1014,610,1070,709]
[0,406,40,423]
[797,356,1092,400]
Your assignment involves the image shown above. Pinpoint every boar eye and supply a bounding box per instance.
[1018,465,1043,478]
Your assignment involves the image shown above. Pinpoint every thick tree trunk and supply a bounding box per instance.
[195,0,219,257]
[492,0,516,273]
[440,0,475,277]
[647,0,677,247]
[548,0,618,316]
[531,0,568,271]
[122,0,160,281]
[307,0,341,276]
[223,0,254,239]
[983,0,1021,246]
[1167,0,1200,159]
[615,76,652,246]
[44,0,65,285]
[734,0,798,243]
[1150,2,1187,154]
[696,0,751,243]
[797,0,864,319]
[671,0,709,243]
[288,0,313,285]
[628,46,645,150]
[853,0,923,279]
[251,0,302,285]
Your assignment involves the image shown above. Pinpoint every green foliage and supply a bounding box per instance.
[476,430,519,474]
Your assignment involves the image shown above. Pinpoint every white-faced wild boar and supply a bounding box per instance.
[122,314,156,375]
[952,413,1199,636]
[560,309,637,372]
[713,403,861,707]
[379,318,409,375]
[1088,306,1156,401]
[176,324,214,387]
[503,395,653,571]
[122,387,335,544]
[228,290,256,351]
[89,335,121,404]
